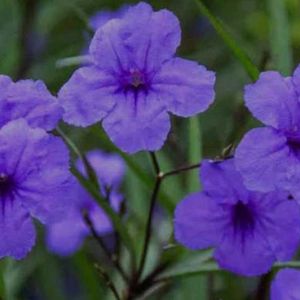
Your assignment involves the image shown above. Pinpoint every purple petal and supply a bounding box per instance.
[0,119,74,223]
[200,159,249,204]
[244,71,300,130]
[0,78,62,130]
[271,269,300,300]
[0,201,35,260]
[89,202,114,235]
[90,2,180,73]
[59,66,118,126]
[235,127,294,193]
[292,64,300,97]
[76,150,125,190]
[215,227,275,276]
[102,91,170,153]
[174,192,228,250]
[261,197,300,261]
[47,212,88,256]
[153,58,215,117]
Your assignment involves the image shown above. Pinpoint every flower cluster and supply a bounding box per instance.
[3,2,300,296]
[0,78,72,259]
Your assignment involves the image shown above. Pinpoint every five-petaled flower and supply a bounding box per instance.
[47,150,125,256]
[174,159,300,276]
[0,119,73,259]
[59,2,215,153]
[271,268,300,300]
[235,66,300,199]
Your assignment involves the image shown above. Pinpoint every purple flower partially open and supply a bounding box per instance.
[47,150,125,256]
[59,2,215,153]
[235,66,300,198]
[174,159,300,276]
[0,75,63,131]
[271,268,300,300]
[0,119,73,259]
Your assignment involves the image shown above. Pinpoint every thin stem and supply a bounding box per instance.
[83,212,130,284]
[94,264,122,300]
[137,176,162,280]
[136,152,164,281]
[162,163,201,179]
[149,152,161,175]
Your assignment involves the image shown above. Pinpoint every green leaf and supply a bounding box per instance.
[56,55,90,68]
[267,0,293,75]
[188,117,202,192]
[195,0,260,81]
[73,251,104,300]
[157,250,219,280]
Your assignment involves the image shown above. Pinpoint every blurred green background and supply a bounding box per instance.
[0,0,299,299]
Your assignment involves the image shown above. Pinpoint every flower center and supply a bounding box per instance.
[287,135,300,156]
[130,70,145,88]
[121,69,148,92]
[0,173,14,197]
[231,200,255,234]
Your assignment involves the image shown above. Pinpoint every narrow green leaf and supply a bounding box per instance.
[273,261,300,269]
[157,250,218,280]
[267,0,292,75]
[195,0,260,81]
[56,127,100,189]
[56,55,90,68]
[188,117,202,192]
[73,251,104,300]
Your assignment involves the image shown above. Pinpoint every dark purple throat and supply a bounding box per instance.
[231,200,256,235]
[0,173,15,198]
[287,135,300,156]
[121,69,149,93]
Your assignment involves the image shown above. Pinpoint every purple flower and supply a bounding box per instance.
[271,268,300,300]
[235,67,300,197]
[174,159,300,276]
[89,5,130,31]
[59,2,215,153]
[47,150,125,256]
[0,75,63,131]
[0,119,73,259]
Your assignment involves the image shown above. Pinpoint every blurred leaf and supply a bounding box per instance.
[36,255,66,300]
[267,0,293,74]
[56,55,91,68]
[4,254,42,300]
[188,117,202,192]
[195,0,260,81]
[157,250,219,280]
[73,251,104,300]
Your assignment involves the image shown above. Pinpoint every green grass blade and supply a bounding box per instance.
[195,0,260,81]
[188,117,202,192]
[267,0,293,75]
